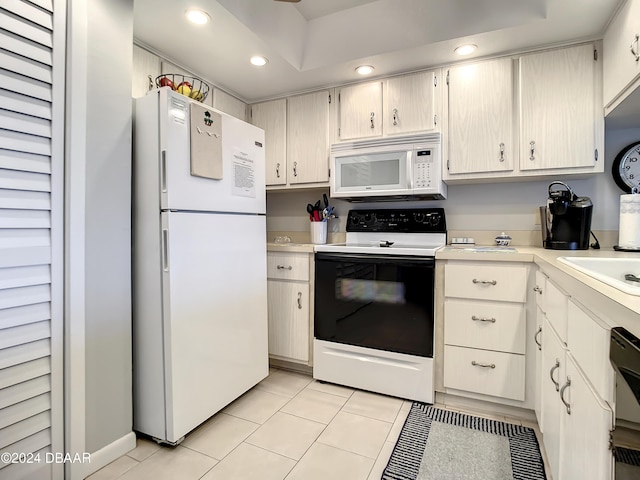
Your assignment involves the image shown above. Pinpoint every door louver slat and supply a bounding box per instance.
[0,1,61,477]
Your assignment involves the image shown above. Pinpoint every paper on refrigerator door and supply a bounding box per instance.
[232,149,256,198]
[189,103,223,180]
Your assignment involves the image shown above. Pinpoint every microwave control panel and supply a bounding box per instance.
[413,149,434,189]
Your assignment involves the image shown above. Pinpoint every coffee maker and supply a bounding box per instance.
[542,181,593,250]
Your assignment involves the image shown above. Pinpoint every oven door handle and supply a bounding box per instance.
[315,252,435,266]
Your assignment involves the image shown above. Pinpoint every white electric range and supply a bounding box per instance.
[313,208,446,403]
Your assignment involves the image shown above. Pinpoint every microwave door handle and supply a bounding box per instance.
[406,151,413,189]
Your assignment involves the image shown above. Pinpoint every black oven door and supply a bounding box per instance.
[314,252,434,357]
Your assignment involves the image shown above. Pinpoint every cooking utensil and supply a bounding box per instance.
[307,201,322,221]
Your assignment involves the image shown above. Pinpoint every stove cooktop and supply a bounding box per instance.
[315,208,447,257]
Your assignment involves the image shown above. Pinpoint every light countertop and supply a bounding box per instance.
[267,243,316,253]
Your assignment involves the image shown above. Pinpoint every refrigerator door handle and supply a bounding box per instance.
[162,229,169,271]
[161,150,167,193]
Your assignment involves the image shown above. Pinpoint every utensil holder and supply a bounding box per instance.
[310,222,327,244]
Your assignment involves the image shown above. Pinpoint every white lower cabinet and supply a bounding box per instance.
[536,271,614,480]
[533,270,546,426]
[560,354,613,480]
[266,252,312,364]
[443,262,528,403]
[267,280,309,362]
[541,317,566,479]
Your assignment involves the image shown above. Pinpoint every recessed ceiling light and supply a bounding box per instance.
[355,65,374,75]
[250,56,268,67]
[455,44,477,56]
[185,9,210,25]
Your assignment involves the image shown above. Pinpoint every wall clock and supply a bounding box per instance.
[612,141,640,193]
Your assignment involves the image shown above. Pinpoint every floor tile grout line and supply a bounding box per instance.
[240,439,308,465]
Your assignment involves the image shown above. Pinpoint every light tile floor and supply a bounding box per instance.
[88,368,548,480]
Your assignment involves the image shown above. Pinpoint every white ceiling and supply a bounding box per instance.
[133,0,622,104]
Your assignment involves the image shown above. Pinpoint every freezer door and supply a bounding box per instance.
[160,89,266,214]
[161,211,268,442]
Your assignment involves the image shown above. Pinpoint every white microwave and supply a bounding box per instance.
[330,134,446,201]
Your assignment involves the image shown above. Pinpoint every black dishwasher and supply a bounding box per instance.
[610,327,640,479]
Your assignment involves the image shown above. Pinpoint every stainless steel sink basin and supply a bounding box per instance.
[557,257,640,296]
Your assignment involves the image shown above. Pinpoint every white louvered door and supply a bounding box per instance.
[0,1,64,479]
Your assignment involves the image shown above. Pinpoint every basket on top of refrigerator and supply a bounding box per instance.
[155,74,210,102]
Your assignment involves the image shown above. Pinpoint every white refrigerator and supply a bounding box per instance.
[132,87,268,444]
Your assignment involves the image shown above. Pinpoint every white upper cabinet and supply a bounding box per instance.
[603,0,640,109]
[212,89,247,121]
[251,99,287,186]
[287,90,331,185]
[383,70,439,135]
[337,72,440,141]
[444,42,603,182]
[519,43,599,172]
[446,57,514,176]
[132,45,160,98]
[337,81,383,140]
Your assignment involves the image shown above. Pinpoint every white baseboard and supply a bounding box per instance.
[80,431,136,478]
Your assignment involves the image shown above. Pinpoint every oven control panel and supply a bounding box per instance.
[346,208,446,233]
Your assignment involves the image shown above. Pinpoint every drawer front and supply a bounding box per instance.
[267,252,309,281]
[567,300,614,404]
[444,345,525,401]
[444,263,527,302]
[444,299,526,354]
[545,279,568,344]
[533,270,546,312]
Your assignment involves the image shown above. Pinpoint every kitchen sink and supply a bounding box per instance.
[557,256,640,296]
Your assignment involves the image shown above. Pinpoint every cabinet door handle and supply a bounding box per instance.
[276,162,280,178]
[277,265,292,270]
[560,377,571,415]
[471,315,496,323]
[529,141,536,161]
[297,292,302,309]
[392,108,398,126]
[550,359,560,392]
[293,161,298,177]
[370,112,375,129]
[499,143,505,162]
[631,33,639,62]
[472,279,497,285]
[147,74,154,92]
[533,286,543,295]
[534,326,542,350]
[471,360,495,369]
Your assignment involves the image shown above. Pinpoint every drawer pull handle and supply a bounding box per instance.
[550,359,560,391]
[534,326,542,350]
[277,265,293,270]
[631,34,639,62]
[471,361,495,369]
[560,377,571,415]
[297,292,302,309]
[472,315,496,323]
[472,279,497,285]
[533,286,543,294]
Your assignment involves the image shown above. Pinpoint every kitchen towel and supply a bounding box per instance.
[619,194,640,248]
